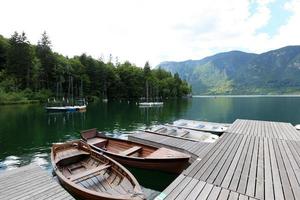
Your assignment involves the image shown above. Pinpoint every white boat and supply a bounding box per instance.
[295,124,300,130]
[139,102,163,107]
[45,106,72,112]
[148,125,219,143]
[170,119,230,134]
[46,99,87,112]
[46,105,86,112]
[139,79,163,107]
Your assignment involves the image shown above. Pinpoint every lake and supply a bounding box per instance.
[1,96,300,198]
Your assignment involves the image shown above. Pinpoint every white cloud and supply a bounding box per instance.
[0,0,298,67]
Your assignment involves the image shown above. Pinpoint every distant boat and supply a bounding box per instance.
[81,129,190,174]
[46,98,87,112]
[139,80,163,107]
[51,140,145,200]
[138,102,163,107]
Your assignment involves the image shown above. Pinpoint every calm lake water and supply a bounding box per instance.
[1,96,300,198]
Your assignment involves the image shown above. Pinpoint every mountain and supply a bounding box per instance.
[158,46,300,94]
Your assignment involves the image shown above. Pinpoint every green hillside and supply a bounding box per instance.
[159,46,300,94]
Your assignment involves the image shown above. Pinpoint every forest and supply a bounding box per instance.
[0,32,191,104]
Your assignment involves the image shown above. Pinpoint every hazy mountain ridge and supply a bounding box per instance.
[158,46,300,94]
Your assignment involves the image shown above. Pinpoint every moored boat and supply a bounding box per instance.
[171,119,230,134]
[51,140,145,200]
[138,102,163,107]
[81,129,191,174]
[46,98,87,112]
[147,125,219,143]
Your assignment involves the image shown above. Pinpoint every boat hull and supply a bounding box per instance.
[51,140,144,200]
[90,146,189,174]
[46,105,86,112]
[81,129,190,174]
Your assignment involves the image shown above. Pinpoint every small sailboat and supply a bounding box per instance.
[81,129,191,174]
[51,140,145,200]
[138,80,163,107]
[46,76,87,112]
[45,98,87,112]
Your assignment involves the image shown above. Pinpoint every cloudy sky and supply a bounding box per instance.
[0,0,299,66]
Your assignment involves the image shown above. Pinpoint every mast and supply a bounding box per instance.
[146,80,149,102]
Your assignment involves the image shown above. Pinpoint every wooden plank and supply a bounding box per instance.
[192,134,236,180]
[228,191,239,200]
[174,178,199,200]
[215,134,247,187]
[164,176,192,200]
[185,180,206,200]
[245,136,259,197]
[277,140,300,199]
[255,137,264,200]
[187,133,233,178]
[218,188,230,199]
[268,139,285,200]
[195,183,213,200]
[272,139,295,200]
[263,137,274,200]
[205,134,243,184]
[206,187,222,200]
[284,140,300,184]
[228,135,252,191]
[158,175,185,198]
[0,165,74,200]
[237,136,255,194]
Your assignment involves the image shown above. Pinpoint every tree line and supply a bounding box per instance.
[0,32,191,102]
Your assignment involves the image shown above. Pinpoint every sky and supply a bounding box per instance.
[0,0,300,67]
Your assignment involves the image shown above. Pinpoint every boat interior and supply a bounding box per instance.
[150,125,219,143]
[87,136,161,158]
[81,129,190,159]
[53,142,139,197]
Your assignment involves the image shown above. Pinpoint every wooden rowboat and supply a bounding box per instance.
[81,129,191,174]
[51,140,145,200]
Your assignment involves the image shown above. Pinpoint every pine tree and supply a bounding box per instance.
[36,31,56,89]
[7,32,34,89]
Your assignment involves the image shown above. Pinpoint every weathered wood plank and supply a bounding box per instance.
[268,139,285,200]
[0,164,74,200]
[184,179,206,200]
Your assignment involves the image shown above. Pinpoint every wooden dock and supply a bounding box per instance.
[130,119,300,200]
[0,164,75,200]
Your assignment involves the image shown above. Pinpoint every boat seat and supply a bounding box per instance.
[87,138,107,146]
[177,130,189,137]
[120,146,142,156]
[55,150,90,165]
[146,147,190,158]
[70,164,111,182]
[67,163,86,173]
[156,127,168,133]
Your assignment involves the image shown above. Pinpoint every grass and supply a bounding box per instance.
[0,88,52,105]
[0,99,40,105]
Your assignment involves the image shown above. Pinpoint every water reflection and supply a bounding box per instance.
[0,100,192,196]
[47,110,87,129]
[183,96,300,124]
[2,97,300,195]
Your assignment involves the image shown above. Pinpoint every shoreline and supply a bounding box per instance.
[0,100,40,105]
[193,94,300,97]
